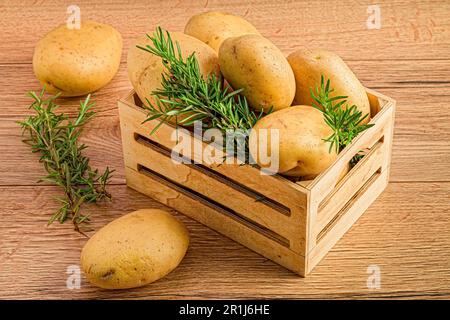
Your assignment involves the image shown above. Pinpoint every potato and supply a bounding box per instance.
[127,31,220,110]
[287,49,371,123]
[184,11,260,52]
[219,34,295,112]
[81,209,189,289]
[250,106,337,177]
[33,20,122,97]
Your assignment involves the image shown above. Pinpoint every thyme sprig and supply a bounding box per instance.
[18,90,113,233]
[310,76,373,153]
[137,27,267,159]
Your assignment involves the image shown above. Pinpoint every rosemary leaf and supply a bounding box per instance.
[310,76,374,154]
[18,89,113,233]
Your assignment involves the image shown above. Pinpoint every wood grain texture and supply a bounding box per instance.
[1,0,449,63]
[0,183,449,299]
[0,0,449,299]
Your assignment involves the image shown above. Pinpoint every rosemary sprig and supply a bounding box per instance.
[310,76,373,153]
[18,89,113,233]
[137,27,267,159]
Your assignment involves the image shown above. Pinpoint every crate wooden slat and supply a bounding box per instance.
[118,89,395,276]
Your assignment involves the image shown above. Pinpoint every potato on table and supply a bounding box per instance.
[81,209,189,289]
[33,20,122,97]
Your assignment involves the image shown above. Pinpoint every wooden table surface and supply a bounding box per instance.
[0,0,449,299]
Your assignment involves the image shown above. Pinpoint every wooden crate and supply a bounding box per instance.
[118,89,396,276]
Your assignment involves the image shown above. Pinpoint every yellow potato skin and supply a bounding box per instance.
[219,34,296,112]
[33,21,122,97]
[287,49,371,123]
[184,11,260,52]
[250,106,337,177]
[127,32,220,109]
[81,209,189,290]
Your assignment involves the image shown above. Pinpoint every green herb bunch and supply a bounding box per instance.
[137,27,267,159]
[19,90,113,233]
[310,76,373,153]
